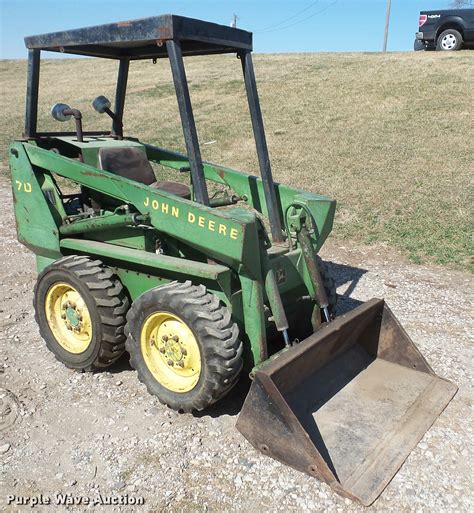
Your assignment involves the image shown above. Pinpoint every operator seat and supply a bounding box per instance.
[97,147,191,199]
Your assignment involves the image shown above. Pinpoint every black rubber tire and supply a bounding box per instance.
[316,256,337,319]
[125,281,243,412]
[436,29,463,51]
[33,255,129,371]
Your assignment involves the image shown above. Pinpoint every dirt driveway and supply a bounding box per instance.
[0,181,472,512]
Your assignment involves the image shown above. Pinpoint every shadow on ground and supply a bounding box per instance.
[101,260,370,418]
[196,260,369,418]
[326,260,367,315]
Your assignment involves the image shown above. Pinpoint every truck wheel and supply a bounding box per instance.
[125,281,243,412]
[437,29,463,51]
[33,255,129,371]
[317,256,337,319]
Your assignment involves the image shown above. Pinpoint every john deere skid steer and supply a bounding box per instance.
[10,15,457,505]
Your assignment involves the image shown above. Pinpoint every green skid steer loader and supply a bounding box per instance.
[10,15,457,505]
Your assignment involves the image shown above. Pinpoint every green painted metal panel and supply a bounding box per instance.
[59,238,232,282]
[11,138,336,369]
[23,143,261,272]
[87,228,150,251]
[113,268,230,304]
[144,143,336,250]
[9,142,62,259]
[114,268,170,300]
[36,255,56,273]
[240,274,267,366]
[53,136,146,167]
[267,249,306,295]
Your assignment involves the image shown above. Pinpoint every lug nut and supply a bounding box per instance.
[176,361,185,368]
[162,335,169,342]
[181,348,187,356]
[159,347,165,354]
[167,360,174,366]
[61,313,66,319]
[172,335,179,342]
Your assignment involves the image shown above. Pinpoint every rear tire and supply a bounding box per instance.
[125,281,243,412]
[436,29,463,51]
[34,255,129,371]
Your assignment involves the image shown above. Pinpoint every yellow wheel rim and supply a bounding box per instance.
[140,312,201,393]
[45,282,93,354]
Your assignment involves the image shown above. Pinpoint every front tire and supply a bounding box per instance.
[34,255,129,371]
[437,29,463,51]
[125,281,243,412]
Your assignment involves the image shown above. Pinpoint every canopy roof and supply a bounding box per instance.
[24,15,253,59]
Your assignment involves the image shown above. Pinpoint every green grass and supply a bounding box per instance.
[0,52,472,271]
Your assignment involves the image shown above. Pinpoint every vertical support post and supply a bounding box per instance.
[383,0,392,52]
[166,39,209,205]
[112,58,129,138]
[240,274,268,364]
[240,51,283,243]
[24,49,41,138]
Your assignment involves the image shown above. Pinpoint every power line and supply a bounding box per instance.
[256,1,339,34]
[254,1,322,33]
[451,0,473,6]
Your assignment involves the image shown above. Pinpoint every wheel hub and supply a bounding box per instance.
[157,335,187,366]
[442,34,456,50]
[64,303,81,328]
[140,312,201,393]
[45,283,92,353]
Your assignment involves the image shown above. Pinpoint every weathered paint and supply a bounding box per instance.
[144,143,336,251]
[23,143,262,272]
[11,137,337,368]
[9,143,62,259]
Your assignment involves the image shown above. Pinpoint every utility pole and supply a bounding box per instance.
[230,14,238,28]
[383,0,392,52]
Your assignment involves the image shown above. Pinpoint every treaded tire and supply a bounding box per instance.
[33,255,129,371]
[316,256,337,319]
[436,29,463,51]
[125,281,243,412]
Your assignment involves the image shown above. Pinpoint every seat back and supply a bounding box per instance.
[90,146,191,209]
[98,147,155,185]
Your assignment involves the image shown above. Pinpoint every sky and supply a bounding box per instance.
[0,0,463,58]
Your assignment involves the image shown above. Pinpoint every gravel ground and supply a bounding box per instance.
[0,181,472,512]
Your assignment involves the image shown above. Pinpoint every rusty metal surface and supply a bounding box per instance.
[167,38,210,205]
[237,299,458,505]
[297,225,329,312]
[24,15,252,59]
[150,181,191,199]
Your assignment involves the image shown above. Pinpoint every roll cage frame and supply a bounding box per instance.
[23,14,284,241]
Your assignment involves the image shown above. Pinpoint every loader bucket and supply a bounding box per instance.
[237,298,457,505]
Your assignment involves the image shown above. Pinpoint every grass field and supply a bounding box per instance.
[0,52,472,270]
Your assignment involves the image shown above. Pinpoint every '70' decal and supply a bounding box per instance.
[15,180,32,193]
